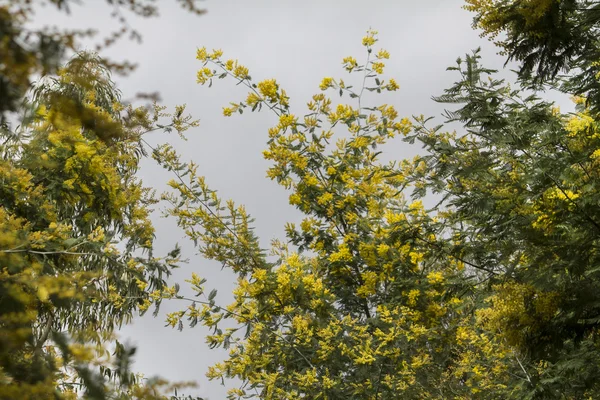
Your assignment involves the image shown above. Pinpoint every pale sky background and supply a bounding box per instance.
[32,1,573,398]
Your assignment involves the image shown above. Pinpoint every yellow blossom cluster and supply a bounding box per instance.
[180,29,513,399]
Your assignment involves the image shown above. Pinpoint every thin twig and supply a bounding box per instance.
[34,311,54,355]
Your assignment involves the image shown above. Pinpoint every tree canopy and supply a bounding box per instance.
[0,0,206,128]
[0,1,201,398]
[3,1,600,399]
[158,7,600,400]
[464,0,600,111]
[0,50,200,399]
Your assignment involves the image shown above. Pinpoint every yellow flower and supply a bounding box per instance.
[357,271,379,297]
[196,67,214,84]
[407,289,420,306]
[565,112,595,137]
[322,375,335,389]
[342,56,358,72]
[317,192,333,205]
[150,290,162,300]
[304,174,319,186]
[329,243,353,262]
[289,193,302,205]
[300,218,315,233]
[320,77,334,90]
[554,188,579,202]
[186,272,204,287]
[257,79,279,101]
[166,312,182,328]
[362,36,376,46]
[355,350,376,365]
[350,136,369,149]
[376,243,390,256]
[386,78,400,91]
[278,114,297,129]
[224,59,235,71]
[135,278,147,291]
[223,107,234,117]
[377,49,390,59]
[329,104,357,123]
[210,48,223,59]
[139,298,152,312]
[233,63,249,79]
[427,271,444,284]
[378,104,398,120]
[362,29,378,46]
[196,47,208,61]
[252,268,267,282]
[408,199,424,213]
[372,62,385,74]
[409,251,424,265]
[246,92,261,106]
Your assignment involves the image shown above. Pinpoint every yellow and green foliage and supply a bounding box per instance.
[153,12,600,400]
[1,1,206,397]
[0,52,198,399]
[5,0,600,399]
[464,0,600,111]
[0,0,206,127]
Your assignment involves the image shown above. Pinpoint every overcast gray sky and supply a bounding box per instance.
[33,1,573,398]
